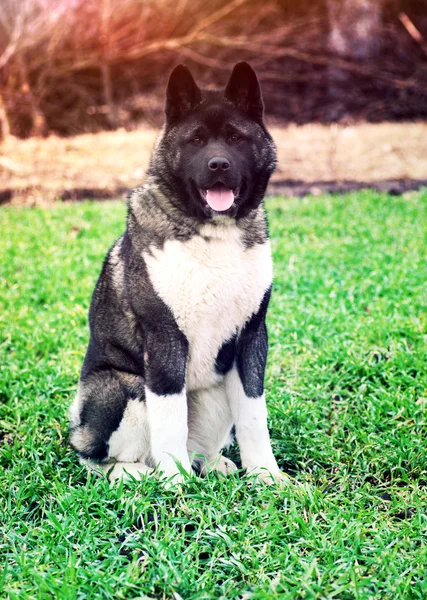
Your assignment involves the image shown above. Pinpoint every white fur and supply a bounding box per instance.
[143,221,272,392]
[80,456,152,481]
[201,455,238,476]
[145,388,191,476]
[226,367,288,484]
[101,461,152,481]
[107,398,151,462]
[187,383,234,461]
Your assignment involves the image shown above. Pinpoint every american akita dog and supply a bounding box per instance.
[70,61,287,485]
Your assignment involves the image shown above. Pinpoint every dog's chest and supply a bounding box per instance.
[143,223,272,391]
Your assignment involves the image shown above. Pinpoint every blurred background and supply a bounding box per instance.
[1,0,427,204]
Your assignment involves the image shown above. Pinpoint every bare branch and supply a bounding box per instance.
[201,32,427,93]
[399,12,427,54]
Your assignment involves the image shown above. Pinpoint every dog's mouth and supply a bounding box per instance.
[199,182,239,212]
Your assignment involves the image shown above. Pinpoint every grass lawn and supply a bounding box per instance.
[1,191,427,599]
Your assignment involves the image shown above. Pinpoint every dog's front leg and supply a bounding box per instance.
[226,292,288,485]
[144,324,191,479]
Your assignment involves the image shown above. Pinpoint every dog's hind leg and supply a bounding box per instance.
[70,372,153,481]
[187,384,237,475]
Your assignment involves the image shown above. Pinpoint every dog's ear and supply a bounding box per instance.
[225,62,264,122]
[165,64,202,122]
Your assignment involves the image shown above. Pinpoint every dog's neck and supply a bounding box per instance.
[127,177,268,251]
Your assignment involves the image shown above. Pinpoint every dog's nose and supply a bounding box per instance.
[208,156,230,171]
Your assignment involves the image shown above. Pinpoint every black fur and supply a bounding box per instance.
[144,324,188,396]
[225,62,264,123]
[215,333,237,376]
[236,287,271,398]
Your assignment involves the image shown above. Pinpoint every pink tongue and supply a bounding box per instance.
[206,187,234,211]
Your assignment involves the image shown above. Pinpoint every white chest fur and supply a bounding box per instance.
[143,221,273,392]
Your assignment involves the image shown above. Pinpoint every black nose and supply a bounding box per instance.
[208,156,230,171]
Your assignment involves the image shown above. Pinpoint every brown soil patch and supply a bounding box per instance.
[1,122,427,206]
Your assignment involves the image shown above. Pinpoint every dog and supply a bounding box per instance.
[69,61,287,485]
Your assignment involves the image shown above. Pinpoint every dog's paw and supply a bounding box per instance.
[247,466,292,486]
[155,457,193,487]
[159,469,195,490]
[202,455,238,476]
[215,456,238,475]
[102,462,153,482]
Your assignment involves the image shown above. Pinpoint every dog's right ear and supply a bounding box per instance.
[165,65,202,122]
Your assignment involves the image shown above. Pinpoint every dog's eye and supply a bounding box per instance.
[230,134,240,143]
[192,136,203,145]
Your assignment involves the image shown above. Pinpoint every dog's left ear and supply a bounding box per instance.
[165,64,202,122]
[225,62,264,122]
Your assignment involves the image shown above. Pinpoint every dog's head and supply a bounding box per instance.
[152,62,276,220]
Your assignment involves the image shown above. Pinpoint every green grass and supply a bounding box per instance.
[1,191,427,599]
